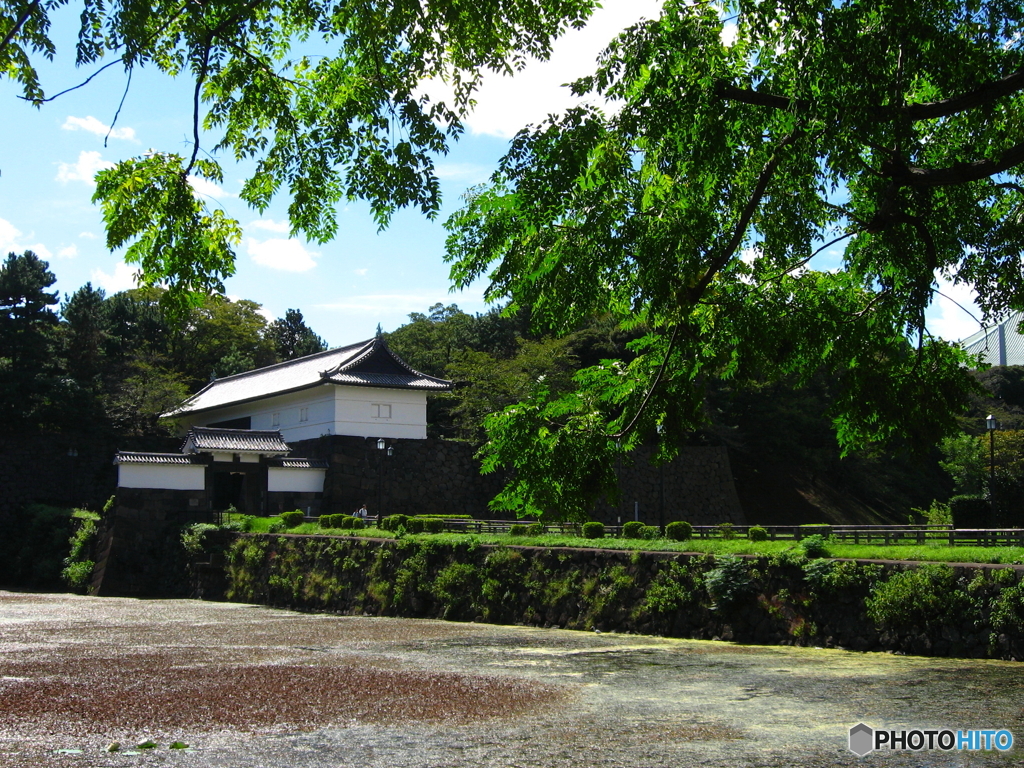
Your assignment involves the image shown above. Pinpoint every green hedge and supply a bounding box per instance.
[622,521,646,539]
[748,526,769,542]
[665,521,693,542]
[380,514,410,531]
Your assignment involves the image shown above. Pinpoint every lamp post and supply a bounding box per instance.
[987,414,998,516]
[376,439,392,517]
[615,438,622,528]
[656,423,665,530]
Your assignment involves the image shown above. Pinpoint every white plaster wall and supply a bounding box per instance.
[176,385,339,443]
[118,463,206,490]
[175,383,429,441]
[334,387,427,439]
[209,452,261,463]
[268,467,327,493]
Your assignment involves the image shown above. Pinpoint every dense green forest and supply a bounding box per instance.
[0,250,325,437]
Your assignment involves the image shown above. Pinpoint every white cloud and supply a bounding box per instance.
[79,231,98,240]
[62,115,137,142]
[188,175,234,198]
[249,219,290,234]
[56,150,114,185]
[928,276,984,342]
[91,262,140,293]
[317,294,442,315]
[418,0,664,138]
[317,288,487,317]
[354,268,369,276]
[0,219,21,252]
[434,163,492,183]
[246,237,318,272]
[0,217,52,260]
[57,244,78,259]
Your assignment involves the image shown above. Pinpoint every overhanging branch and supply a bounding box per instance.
[688,129,802,302]
[715,66,1024,123]
[887,141,1024,187]
[0,0,41,55]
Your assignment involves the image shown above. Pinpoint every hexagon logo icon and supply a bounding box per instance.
[849,723,874,756]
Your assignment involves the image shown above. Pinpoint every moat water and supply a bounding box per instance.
[1,591,1021,767]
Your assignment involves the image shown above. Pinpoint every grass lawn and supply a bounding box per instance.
[231,516,1024,565]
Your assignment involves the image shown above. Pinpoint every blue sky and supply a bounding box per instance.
[0,0,983,347]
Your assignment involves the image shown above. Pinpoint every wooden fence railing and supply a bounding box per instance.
[306,517,1024,547]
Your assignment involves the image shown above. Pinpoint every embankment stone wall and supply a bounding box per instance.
[0,432,180,526]
[290,436,744,525]
[0,431,744,527]
[213,534,1024,662]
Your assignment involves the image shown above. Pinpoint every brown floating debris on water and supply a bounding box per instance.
[0,652,566,737]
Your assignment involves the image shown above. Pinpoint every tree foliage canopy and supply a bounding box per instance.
[444,0,1024,516]
[2,0,596,304]
[8,0,1024,518]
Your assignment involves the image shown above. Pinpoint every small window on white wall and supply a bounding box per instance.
[372,403,392,419]
[272,412,280,427]
[299,407,309,423]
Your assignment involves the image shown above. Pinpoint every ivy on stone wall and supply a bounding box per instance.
[220,535,1024,661]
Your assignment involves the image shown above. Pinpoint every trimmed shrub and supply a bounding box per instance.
[351,517,366,530]
[318,514,334,528]
[640,525,661,540]
[380,514,409,532]
[526,522,545,536]
[509,524,530,537]
[340,515,356,530]
[406,517,425,534]
[717,522,736,539]
[582,521,605,539]
[800,534,830,559]
[422,518,443,533]
[622,521,646,539]
[748,525,769,542]
[279,510,304,528]
[665,521,693,541]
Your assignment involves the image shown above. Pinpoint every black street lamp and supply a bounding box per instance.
[376,439,393,517]
[656,423,665,530]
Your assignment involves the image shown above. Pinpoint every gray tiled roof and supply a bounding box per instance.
[961,312,1024,367]
[183,427,290,454]
[115,452,200,465]
[268,457,329,469]
[167,337,451,417]
[326,371,450,390]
